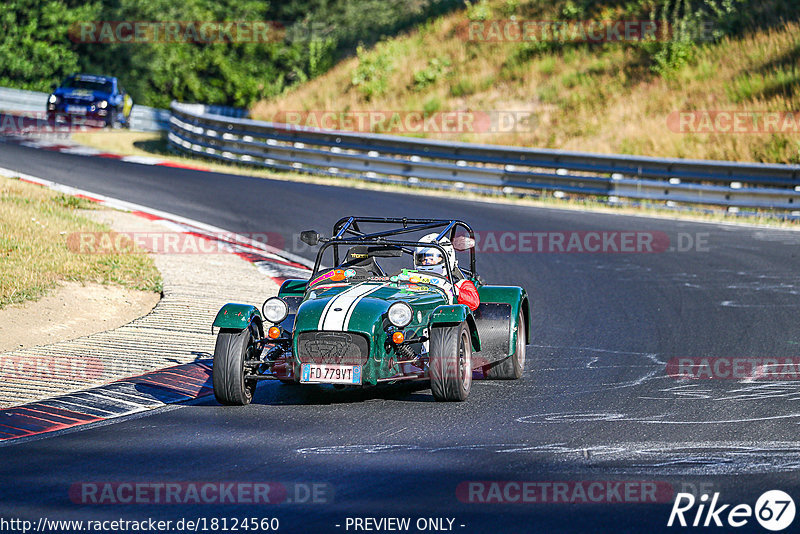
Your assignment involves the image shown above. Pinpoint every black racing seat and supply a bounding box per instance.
[341,246,383,276]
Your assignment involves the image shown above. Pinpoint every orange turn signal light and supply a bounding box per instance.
[267,326,281,339]
[392,331,405,344]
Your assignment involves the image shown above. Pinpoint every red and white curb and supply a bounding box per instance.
[0,165,312,442]
[0,361,214,443]
[0,135,209,171]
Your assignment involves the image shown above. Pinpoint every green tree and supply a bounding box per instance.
[0,0,100,90]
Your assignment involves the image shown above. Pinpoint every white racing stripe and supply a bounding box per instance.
[341,284,388,329]
[318,283,386,331]
[317,282,368,330]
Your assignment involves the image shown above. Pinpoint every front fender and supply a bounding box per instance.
[213,303,262,331]
[430,305,480,352]
[476,286,530,357]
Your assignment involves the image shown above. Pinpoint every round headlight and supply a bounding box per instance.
[262,297,289,324]
[97,100,108,109]
[48,94,58,104]
[387,301,413,328]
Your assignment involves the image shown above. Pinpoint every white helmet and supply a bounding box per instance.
[414,233,456,276]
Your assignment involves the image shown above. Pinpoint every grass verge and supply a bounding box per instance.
[0,175,162,309]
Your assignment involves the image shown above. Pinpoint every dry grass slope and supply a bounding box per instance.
[252,0,800,163]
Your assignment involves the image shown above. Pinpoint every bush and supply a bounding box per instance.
[0,0,100,91]
[464,0,491,22]
[638,0,749,77]
[351,44,395,101]
[413,56,451,91]
[450,77,476,97]
[423,95,442,114]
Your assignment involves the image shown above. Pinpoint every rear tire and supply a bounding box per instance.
[429,322,472,401]
[485,310,526,379]
[213,326,258,405]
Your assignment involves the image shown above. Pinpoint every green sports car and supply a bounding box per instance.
[211,217,530,403]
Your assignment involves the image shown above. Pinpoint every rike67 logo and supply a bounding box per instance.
[668,490,795,531]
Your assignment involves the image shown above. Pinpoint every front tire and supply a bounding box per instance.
[429,322,472,401]
[485,310,527,379]
[213,326,258,405]
[107,109,120,129]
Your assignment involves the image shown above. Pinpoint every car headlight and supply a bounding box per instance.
[97,100,108,109]
[387,301,413,328]
[261,297,289,324]
[48,94,58,104]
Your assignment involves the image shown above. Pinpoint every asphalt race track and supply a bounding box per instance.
[1,141,799,533]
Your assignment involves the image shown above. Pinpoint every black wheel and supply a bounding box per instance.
[212,325,259,405]
[429,322,472,401]
[485,310,527,379]
[107,109,120,129]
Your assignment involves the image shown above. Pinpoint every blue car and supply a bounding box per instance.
[47,74,133,128]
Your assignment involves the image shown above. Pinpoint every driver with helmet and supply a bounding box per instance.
[413,233,480,311]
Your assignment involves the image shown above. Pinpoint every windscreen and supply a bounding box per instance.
[61,77,113,92]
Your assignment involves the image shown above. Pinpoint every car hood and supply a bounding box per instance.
[53,88,111,101]
[295,281,450,334]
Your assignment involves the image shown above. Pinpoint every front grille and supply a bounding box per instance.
[64,97,92,105]
[296,331,370,365]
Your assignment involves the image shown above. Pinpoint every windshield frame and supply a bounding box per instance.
[308,239,456,289]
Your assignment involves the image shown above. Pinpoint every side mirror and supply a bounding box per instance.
[300,230,321,246]
[452,235,475,251]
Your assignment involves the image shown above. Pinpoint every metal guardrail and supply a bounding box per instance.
[0,87,45,113]
[0,86,169,132]
[168,102,800,212]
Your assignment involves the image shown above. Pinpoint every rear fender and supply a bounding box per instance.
[475,286,530,361]
[430,305,480,352]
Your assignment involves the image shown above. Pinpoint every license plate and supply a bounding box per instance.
[300,363,362,385]
[66,106,87,115]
